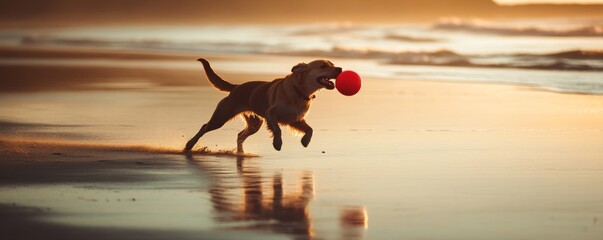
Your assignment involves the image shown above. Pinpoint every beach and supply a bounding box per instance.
[1,46,602,239]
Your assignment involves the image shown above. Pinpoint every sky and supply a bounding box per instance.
[496,0,603,3]
[1,0,603,27]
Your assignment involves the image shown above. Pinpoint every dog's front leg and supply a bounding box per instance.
[266,107,282,151]
[289,120,313,148]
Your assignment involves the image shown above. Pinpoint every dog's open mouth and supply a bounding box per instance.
[317,77,335,90]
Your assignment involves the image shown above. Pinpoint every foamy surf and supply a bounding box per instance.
[0,138,259,158]
[434,18,603,37]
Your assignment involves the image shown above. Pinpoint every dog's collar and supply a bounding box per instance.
[293,85,315,101]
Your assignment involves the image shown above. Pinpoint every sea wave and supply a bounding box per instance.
[434,18,603,37]
[12,29,603,72]
[19,35,271,54]
[285,47,603,71]
[288,24,365,36]
[384,34,443,43]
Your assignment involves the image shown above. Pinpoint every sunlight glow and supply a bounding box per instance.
[495,0,603,4]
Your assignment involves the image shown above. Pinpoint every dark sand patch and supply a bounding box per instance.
[0,203,258,240]
[0,46,197,60]
[0,64,203,92]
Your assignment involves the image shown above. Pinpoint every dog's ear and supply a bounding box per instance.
[291,62,308,73]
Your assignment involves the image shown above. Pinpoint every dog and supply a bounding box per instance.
[184,58,342,153]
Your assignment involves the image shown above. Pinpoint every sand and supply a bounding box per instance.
[1,46,602,240]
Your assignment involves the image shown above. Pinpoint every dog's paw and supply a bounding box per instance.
[273,138,282,151]
[185,140,196,151]
[301,134,312,148]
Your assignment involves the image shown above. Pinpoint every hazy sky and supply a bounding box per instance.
[1,0,602,27]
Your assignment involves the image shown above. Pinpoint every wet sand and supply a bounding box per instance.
[1,46,602,239]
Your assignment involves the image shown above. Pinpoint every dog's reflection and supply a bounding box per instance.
[186,154,314,238]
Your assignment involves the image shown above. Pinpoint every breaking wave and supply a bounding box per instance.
[286,47,603,71]
[434,18,603,37]
[384,34,443,43]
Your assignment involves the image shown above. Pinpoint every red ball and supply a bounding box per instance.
[335,70,361,96]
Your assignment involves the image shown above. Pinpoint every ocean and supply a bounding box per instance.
[2,18,603,94]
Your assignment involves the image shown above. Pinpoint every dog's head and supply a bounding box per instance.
[290,60,342,92]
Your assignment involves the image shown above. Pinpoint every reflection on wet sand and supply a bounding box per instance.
[340,206,368,239]
[186,154,314,239]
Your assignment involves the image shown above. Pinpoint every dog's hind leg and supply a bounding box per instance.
[185,97,241,151]
[237,114,263,153]
[289,120,313,148]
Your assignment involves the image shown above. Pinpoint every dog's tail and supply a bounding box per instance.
[197,58,237,92]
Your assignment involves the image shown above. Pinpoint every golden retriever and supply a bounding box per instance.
[184,58,342,153]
